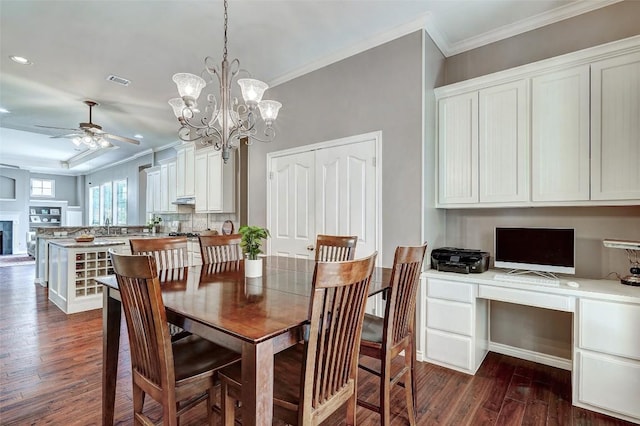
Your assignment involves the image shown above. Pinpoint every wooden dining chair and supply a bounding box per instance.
[198,234,242,265]
[314,234,358,261]
[218,252,378,426]
[129,236,188,269]
[357,244,427,426]
[109,251,241,426]
[129,236,190,340]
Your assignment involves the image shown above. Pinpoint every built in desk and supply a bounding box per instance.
[423,270,640,423]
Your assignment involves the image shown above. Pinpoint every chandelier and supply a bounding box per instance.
[168,0,281,164]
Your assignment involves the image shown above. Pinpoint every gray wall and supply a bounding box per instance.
[441,1,640,357]
[248,31,425,266]
[444,0,640,84]
[84,154,152,226]
[30,172,79,205]
[0,167,31,253]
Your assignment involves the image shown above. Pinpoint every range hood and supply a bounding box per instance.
[172,197,196,206]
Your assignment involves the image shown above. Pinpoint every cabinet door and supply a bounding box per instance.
[438,92,478,204]
[194,153,208,212]
[160,164,169,212]
[479,80,529,203]
[176,147,186,198]
[151,172,161,213]
[591,52,640,201]
[167,161,177,212]
[207,150,223,211]
[184,144,195,197]
[531,65,590,202]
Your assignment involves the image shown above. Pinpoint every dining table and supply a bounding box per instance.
[98,255,391,426]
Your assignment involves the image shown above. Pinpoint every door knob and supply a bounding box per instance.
[306,245,315,251]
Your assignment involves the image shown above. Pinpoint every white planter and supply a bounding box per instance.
[245,258,263,277]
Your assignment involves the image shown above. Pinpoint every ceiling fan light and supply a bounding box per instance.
[88,140,98,149]
[72,137,82,146]
[173,73,206,103]
[98,138,110,148]
[82,135,93,145]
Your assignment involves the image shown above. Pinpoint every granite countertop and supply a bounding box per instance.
[48,239,127,249]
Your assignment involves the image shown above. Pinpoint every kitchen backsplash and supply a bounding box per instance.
[156,212,238,234]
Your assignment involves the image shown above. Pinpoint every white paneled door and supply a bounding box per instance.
[268,134,378,260]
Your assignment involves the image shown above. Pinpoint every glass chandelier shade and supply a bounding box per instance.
[72,135,111,150]
[168,0,281,164]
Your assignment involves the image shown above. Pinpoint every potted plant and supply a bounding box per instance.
[147,216,162,234]
[239,225,270,277]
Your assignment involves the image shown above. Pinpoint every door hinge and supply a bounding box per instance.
[372,157,376,167]
[269,171,274,180]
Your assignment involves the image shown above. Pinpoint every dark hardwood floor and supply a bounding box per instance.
[0,264,634,425]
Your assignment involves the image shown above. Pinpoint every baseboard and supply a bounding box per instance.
[489,342,572,371]
[416,350,423,362]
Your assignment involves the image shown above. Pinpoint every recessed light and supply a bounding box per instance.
[134,134,144,139]
[0,107,10,113]
[10,55,32,65]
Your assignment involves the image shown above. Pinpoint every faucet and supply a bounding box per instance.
[104,217,111,235]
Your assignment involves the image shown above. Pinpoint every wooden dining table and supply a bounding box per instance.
[98,255,391,426]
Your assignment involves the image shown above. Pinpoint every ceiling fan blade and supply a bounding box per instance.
[104,133,140,145]
[35,124,81,132]
[50,133,84,139]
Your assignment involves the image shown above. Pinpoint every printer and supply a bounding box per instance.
[431,247,490,274]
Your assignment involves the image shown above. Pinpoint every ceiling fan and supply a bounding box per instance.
[35,100,140,149]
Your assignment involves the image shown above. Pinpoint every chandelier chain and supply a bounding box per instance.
[223,0,228,61]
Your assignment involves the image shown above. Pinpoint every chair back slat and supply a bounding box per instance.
[385,245,428,346]
[301,253,376,416]
[130,237,188,270]
[109,252,174,391]
[199,234,242,265]
[315,234,358,262]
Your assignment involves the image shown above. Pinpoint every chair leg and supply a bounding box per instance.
[207,387,216,426]
[381,357,391,426]
[404,343,417,425]
[345,394,356,426]
[132,385,145,422]
[221,380,236,426]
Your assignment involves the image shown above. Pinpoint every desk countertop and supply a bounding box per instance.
[425,269,640,305]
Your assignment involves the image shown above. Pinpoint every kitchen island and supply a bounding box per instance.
[48,239,126,314]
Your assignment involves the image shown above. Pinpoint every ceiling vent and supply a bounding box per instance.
[106,74,131,86]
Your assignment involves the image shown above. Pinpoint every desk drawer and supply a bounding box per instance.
[478,285,574,312]
[426,329,473,372]
[579,299,640,360]
[428,278,475,303]
[427,298,473,335]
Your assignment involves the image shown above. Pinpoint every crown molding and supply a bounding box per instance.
[432,0,623,57]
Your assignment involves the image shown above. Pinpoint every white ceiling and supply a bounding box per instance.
[0,0,618,175]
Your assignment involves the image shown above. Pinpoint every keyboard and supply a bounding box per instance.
[493,273,560,287]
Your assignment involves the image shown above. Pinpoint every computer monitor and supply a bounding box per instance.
[494,227,575,275]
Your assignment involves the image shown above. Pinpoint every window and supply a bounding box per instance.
[89,179,127,226]
[30,178,55,197]
[114,179,127,225]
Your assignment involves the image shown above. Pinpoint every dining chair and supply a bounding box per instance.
[314,234,358,261]
[129,236,190,340]
[357,243,427,426]
[129,236,188,269]
[218,252,378,426]
[109,251,241,426]
[198,234,242,265]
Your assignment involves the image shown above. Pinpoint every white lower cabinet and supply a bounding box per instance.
[574,298,640,423]
[424,277,488,374]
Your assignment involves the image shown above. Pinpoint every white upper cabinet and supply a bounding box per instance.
[438,92,478,205]
[531,65,591,202]
[145,167,161,214]
[175,143,195,198]
[591,52,640,201]
[435,36,640,208]
[479,79,530,203]
[194,147,236,213]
